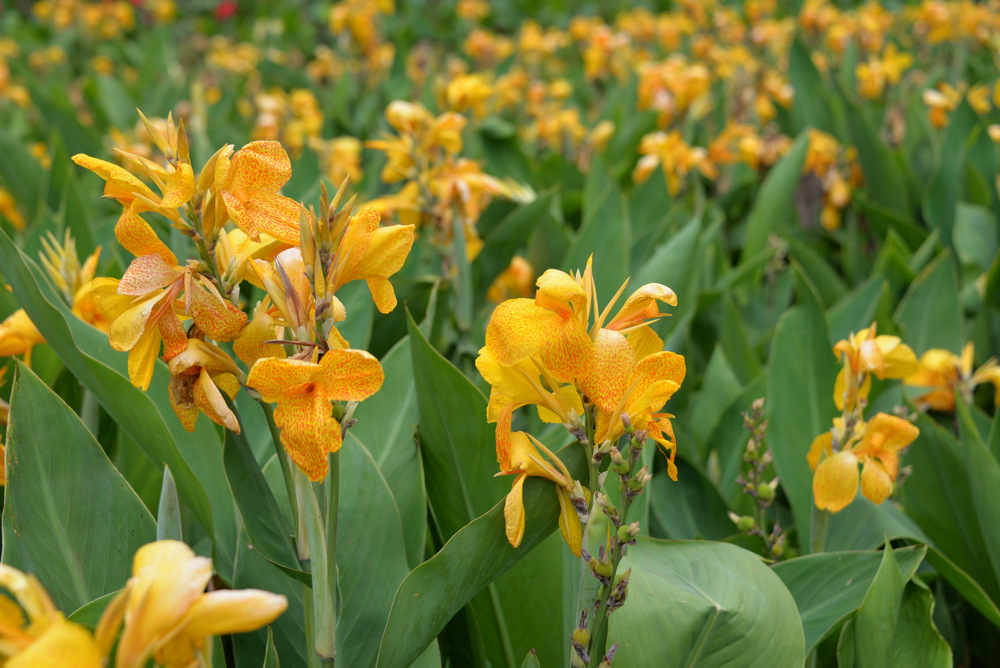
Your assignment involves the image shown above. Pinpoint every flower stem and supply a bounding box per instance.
[259,400,300,540]
[810,503,829,554]
[295,469,336,665]
[324,450,341,668]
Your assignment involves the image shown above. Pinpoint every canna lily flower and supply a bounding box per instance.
[215,141,302,245]
[96,255,247,391]
[0,564,102,667]
[904,342,1000,411]
[100,540,287,668]
[0,309,45,363]
[501,431,583,556]
[811,413,919,512]
[167,339,245,433]
[246,349,385,481]
[832,323,918,411]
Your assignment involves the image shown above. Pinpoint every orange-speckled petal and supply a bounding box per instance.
[159,163,196,208]
[538,319,593,384]
[128,324,162,391]
[476,350,541,409]
[158,309,188,361]
[190,285,248,342]
[504,473,528,548]
[494,402,515,469]
[812,450,859,513]
[581,328,635,412]
[116,207,177,265]
[273,388,342,481]
[237,193,302,246]
[118,255,182,296]
[234,309,286,368]
[622,351,685,416]
[485,298,555,364]
[246,358,321,403]
[860,457,893,505]
[607,283,677,331]
[72,154,159,203]
[857,413,919,455]
[318,348,384,401]
[229,141,292,195]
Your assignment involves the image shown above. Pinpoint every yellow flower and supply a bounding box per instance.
[904,342,1000,411]
[101,540,287,668]
[0,564,102,667]
[811,413,919,512]
[832,323,918,411]
[215,141,302,245]
[501,431,582,556]
[167,339,244,433]
[246,349,385,481]
[0,309,45,362]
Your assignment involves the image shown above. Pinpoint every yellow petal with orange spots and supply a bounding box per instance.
[813,450,859,513]
[581,328,635,412]
[72,154,159,203]
[807,431,833,471]
[318,348,385,401]
[158,163,196,208]
[189,284,247,342]
[535,269,587,313]
[354,226,416,312]
[486,299,563,366]
[273,388,343,482]
[246,358,323,403]
[193,369,240,432]
[128,324,162,391]
[115,207,177,265]
[118,255,182,296]
[856,413,919,455]
[607,283,677,330]
[234,309,286,368]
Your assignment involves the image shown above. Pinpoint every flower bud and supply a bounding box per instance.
[610,448,630,475]
[757,482,776,502]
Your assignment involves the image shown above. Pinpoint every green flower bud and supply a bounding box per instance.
[757,482,775,502]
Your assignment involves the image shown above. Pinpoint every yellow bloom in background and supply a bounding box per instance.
[246,349,385,481]
[487,256,535,303]
[832,323,917,411]
[811,413,918,512]
[633,130,717,196]
[0,564,102,667]
[904,342,1000,411]
[0,309,45,363]
[501,431,582,556]
[102,540,287,668]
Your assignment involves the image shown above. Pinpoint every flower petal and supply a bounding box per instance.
[580,328,635,412]
[246,358,322,403]
[813,450,859,513]
[175,589,287,637]
[317,348,385,401]
[556,487,582,557]
[504,473,528,548]
[7,619,102,668]
[273,388,342,481]
[860,457,893,505]
[115,207,177,265]
[118,255,182,296]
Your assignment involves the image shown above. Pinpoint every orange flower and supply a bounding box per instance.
[0,310,45,362]
[811,413,918,512]
[167,339,245,433]
[246,349,385,481]
[215,141,302,245]
[832,323,917,411]
[501,431,583,556]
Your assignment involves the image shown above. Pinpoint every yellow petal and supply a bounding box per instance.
[273,388,342,481]
[580,328,635,412]
[504,473,528,548]
[234,308,286,368]
[857,413,919,455]
[318,348,385,401]
[118,255,181,296]
[607,283,677,331]
[535,269,587,313]
[860,457,893,505]
[158,163,196,208]
[556,487,582,557]
[71,154,159,203]
[807,431,833,471]
[127,324,162,391]
[115,207,177,265]
[175,589,287,637]
[813,450,859,513]
[7,619,102,668]
[626,325,663,360]
[247,358,322,402]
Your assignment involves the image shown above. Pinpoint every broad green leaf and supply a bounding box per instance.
[953,203,998,271]
[223,415,307,584]
[689,346,742,457]
[789,240,848,309]
[473,194,555,302]
[67,591,119,629]
[719,293,761,385]
[899,412,1000,604]
[772,545,927,653]
[895,251,963,355]
[0,126,45,223]
[611,538,805,667]
[765,301,838,548]
[924,547,1000,629]
[376,442,589,668]
[562,156,630,304]
[263,626,280,668]
[649,459,735,541]
[956,399,1000,599]
[519,650,541,668]
[825,497,928,551]
[788,38,836,134]
[826,277,887,345]
[739,132,808,264]
[844,99,909,214]
[156,465,182,541]
[0,228,239,580]
[2,362,156,612]
[854,543,906,667]
[923,101,978,242]
[891,581,952,667]
[351,335,427,568]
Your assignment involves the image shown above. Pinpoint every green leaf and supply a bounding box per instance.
[562,157,630,304]
[765,301,838,547]
[376,442,589,668]
[0,126,45,223]
[826,277,887,345]
[899,412,1000,605]
[891,581,952,667]
[953,203,998,271]
[156,465,182,542]
[67,591,119,629]
[788,38,836,134]
[854,543,906,667]
[895,251,963,354]
[956,398,1000,600]
[611,538,805,667]
[2,362,156,612]
[263,626,280,668]
[519,650,540,668]
[923,101,978,242]
[0,228,239,580]
[772,545,927,653]
[844,100,909,214]
[474,194,555,302]
[825,497,928,551]
[223,416,307,584]
[924,547,1000,629]
[351,335,427,568]
[739,132,808,264]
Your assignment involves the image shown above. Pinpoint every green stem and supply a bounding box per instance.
[80,388,100,437]
[260,401,300,547]
[296,470,336,665]
[324,450,341,668]
[810,503,829,555]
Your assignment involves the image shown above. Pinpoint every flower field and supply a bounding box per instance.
[1,0,999,666]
